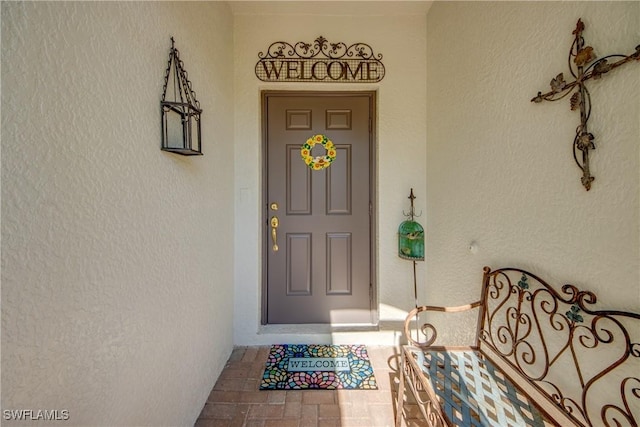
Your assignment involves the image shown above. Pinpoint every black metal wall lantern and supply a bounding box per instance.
[161,37,203,156]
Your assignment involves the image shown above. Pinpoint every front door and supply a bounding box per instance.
[263,91,375,324]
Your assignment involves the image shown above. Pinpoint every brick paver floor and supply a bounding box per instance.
[194,346,424,427]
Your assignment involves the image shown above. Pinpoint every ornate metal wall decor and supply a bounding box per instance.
[398,188,425,344]
[161,37,203,156]
[531,19,639,191]
[255,36,385,83]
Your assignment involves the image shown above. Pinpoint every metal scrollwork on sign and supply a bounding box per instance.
[255,36,385,83]
[532,19,640,191]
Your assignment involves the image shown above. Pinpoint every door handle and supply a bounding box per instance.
[270,216,279,252]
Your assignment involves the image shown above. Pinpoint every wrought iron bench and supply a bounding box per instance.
[395,266,640,427]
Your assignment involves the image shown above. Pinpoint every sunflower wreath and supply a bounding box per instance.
[300,134,336,170]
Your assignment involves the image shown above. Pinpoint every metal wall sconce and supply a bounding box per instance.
[161,37,203,156]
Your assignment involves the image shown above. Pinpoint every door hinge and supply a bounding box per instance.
[369,283,373,306]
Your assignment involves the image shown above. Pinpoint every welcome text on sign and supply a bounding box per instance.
[256,59,383,82]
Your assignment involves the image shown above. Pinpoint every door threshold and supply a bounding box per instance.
[259,323,379,335]
[249,323,400,346]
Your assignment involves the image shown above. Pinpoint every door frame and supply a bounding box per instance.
[260,90,378,326]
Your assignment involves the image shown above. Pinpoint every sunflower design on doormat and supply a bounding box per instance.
[260,344,378,390]
[300,134,337,170]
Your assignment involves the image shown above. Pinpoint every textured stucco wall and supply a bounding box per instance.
[1,2,234,425]
[426,1,639,344]
[233,9,427,344]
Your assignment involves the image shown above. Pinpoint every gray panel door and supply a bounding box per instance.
[264,92,374,324]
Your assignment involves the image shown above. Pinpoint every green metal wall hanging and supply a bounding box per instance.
[398,220,425,261]
[398,189,425,261]
[531,19,639,191]
[161,37,203,156]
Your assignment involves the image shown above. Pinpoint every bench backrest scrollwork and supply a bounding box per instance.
[478,267,640,427]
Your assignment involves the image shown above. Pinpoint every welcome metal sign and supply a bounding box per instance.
[255,36,385,83]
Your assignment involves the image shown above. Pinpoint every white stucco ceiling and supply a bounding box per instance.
[229,0,433,16]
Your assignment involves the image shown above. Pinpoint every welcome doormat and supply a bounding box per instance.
[260,344,378,390]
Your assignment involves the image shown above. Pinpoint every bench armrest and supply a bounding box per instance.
[404,302,482,348]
